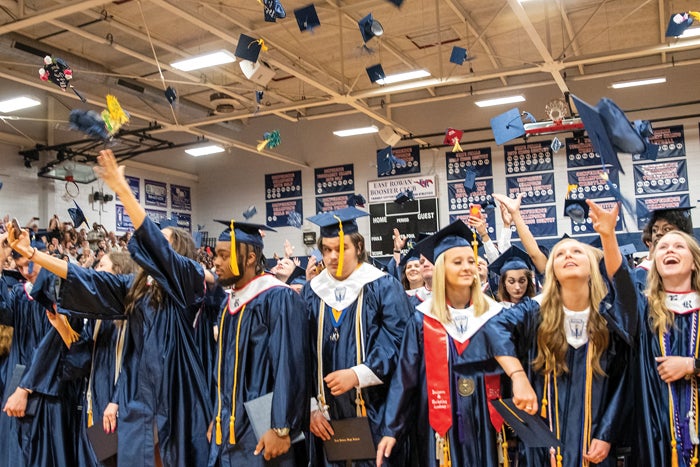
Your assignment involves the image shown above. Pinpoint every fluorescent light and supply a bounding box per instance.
[185,145,225,157]
[0,96,41,113]
[171,50,236,71]
[376,70,431,85]
[474,95,526,107]
[682,28,700,38]
[611,77,666,89]
[333,126,378,137]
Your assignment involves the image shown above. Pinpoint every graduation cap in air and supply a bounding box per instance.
[358,13,383,43]
[666,12,700,37]
[463,168,477,194]
[395,189,414,204]
[416,220,482,264]
[348,194,366,208]
[67,201,88,229]
[385,0,404,6]
[492,398,562,448]
[488,245,535,277]
[377,147,406,175]
[449,46,468,65]
[235,34,264,63]
[490,108,526,145]
[215,219,277,276]
[444,128,463,152]
[366,64,385,83]
[242,205,258,220]
[164,86,177,104]
[294,4,320,32]
[263,0,286,22]
[564,198,589,224]
[285,265,306,285]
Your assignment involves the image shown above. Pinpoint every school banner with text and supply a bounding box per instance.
[506,172,556,205]
[266,199,303,228]
[314,164,354,195]
[503,141,553,174]
[368,198,438,256]
[635,193,691,230]
[567,168,620,201]
[510,205,558,239]
[265,170,302,200]
[445,147,493,180]
[367,174,437,203]
[633,125,685,161]
[633,160,688,195]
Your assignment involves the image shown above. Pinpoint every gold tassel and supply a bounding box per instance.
[689,11,700,22]
[443,437,451,467]
[333,215,344,278]
[501,427,509,467]
[671,439,679,467]
[452,141,462,153]
[87,409,93,428]
[229,221,239,276]
[229,416,236,444]
[255,39,268,52]
[472,230,478,260]
[556,449,563,467]
[215,416,222,445]
[256,140,269,152]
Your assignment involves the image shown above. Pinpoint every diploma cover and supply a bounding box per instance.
[87,424,118,461]
[323,417,376,461]
[243,392,304,443]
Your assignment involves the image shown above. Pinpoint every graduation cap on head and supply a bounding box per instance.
[416,220,482,264]
[619,243,637,257]
[449,46,468,65]
[490,108,526,145]
[215,219,276,277]
[666,12,700,37]
[398,247,421,268]
[294,4,320,32]
[488,245,535,276]
[67,201,88,229]
[492,398,562,448]
[307,207,369,278]
[366,63,385,83]
[235,34,264,63]
[463,168,477,194]
[395,189,414,204]
[358,13,383,43]
[158,217,179,229]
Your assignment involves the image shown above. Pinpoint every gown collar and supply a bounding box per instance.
[310,263,384,310]
[228,273,288,314]
[416,297,502,343]
[665,291,700,315]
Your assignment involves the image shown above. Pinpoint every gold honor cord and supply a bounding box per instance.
[86,320,102,428]
[542,368,563,467]
[582,347,594,466]
[229,221,239,277]
[332,215,344,278]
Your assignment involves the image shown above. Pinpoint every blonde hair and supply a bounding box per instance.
[532,239,610,376]
[0,325,12,357]
[647,231,700,334]
[430,249,489,324]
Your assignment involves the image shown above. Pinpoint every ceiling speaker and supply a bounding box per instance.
[239,60,275,86]
[379,126,401,146]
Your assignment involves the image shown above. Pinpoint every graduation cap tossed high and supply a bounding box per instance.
[358,13,383,43]
[415,220,482,264]
[492,398,562,449]
[263,0,286,22]
[67,201,88,229]
[444,128,463,152]
[348,193,366,208]
[490,108,526,145]
[294,4,320,32]
[488,245,535,277]
[164,86,177,104]
[366,63,385,83]
[666,12,700,37]
[394,189,414,204]
[449,46,469,65]
[69,109,109,140]
[38,55,86,102]
[257,129,281,152]
[463,168,477,195]
[307,207,369,277]
[215,219,277,276]
[377,146,406,176]
[564,184,589,225]
[102,95,130,135]
[242,205,258,220]
[235,34,266,63]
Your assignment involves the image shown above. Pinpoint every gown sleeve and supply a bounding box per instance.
[598,260,638,346]
[0,277,18,326]
[484,297,540,359]
[59,263,131,318]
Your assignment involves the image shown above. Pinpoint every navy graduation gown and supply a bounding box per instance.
[383,308,505,467]
[487,265,636,467]
[59,217,212,467]
[207,275,310,467]
[197,281,226,409]
[302,267,412,467]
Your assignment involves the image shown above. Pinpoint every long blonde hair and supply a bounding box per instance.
[430,250,489,324]
[532,239,610,376]
[0,325,12,357]
[647,231,700,334]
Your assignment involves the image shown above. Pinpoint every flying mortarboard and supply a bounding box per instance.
[385,0,404,6]
[492,398,562,448]
[463,168,477,194]
[488,245,535,276]
[444,128,463,152]
[235,34,264,63]
[449,46,468,65]
[164,86,177,104]
[294,4,320,32]
[263,0,286,22]
[666,12,700,37]
[394,189,414,204]
[67,201,88,229]
[348,194,366,208]
[416,220,482,264]
[242,205,258,220]
[366,63,385,83]
[564,199,589,224]
[358,13,383,43]
[490,108,526,145]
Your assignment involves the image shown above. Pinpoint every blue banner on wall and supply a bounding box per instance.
[144,179,167,207]
[506,172,556,205]
[170,184,191,211]
[447,179,494,212]
[265,171,302,200]
[315,164,355,195]
[511,205,558,238]
[316,194,353,213]
[633,125,685,161]
[635,193,691,230]
[567,168,620,201]
[565,137,609,169]
[125,176,140,202]
[377,145,421,178]
[115,204,134,232]
[569,200,623,235]
[172,212,192,232]
[445,148,493,181]
[266,199,303,228]
[145,209,168,226]
[633,160,688,195]
[504,141,553,174]
[448,209,497,237]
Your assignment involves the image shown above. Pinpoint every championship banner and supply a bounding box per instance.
[172,212,192,232]
[115,204,134,232]
[368,174,437,203]
[368,198,438,256]
[144,179,167,207]
[145,209,168,226]
[635,193,691,230]
[570,200,623,235]
[377,145,421,178]
[510,205,558,238]
[506,172,556,205]
[170,184,191,211]
[565,137,610,169]
[315,164,354,195]
[315,194,354,214]
[445,147,492,181]
[567,168,620,201]
[265,170,302,200]
[125,176,140,202]
[266,199,303,228]
[449,209,497,237]
[633,125,685,160]
[447,179,494,212]
[633,160,688,195]
[504,141,553,174]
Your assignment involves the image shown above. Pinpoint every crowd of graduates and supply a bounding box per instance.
[0,148,698,467]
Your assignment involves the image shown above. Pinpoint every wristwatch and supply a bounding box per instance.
[694,358,700,373]
[272,427,290,437]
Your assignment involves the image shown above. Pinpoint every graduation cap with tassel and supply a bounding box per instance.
[444,128,463,152]
[294,4,320,32]
[563,185,589,225]
[666,11,700,37]
[262,0,286,22]
[257,130,281,152]
[39,55,86,103]
[67,201,88,229]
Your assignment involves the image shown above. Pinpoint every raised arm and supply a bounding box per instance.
[94,149,145,229]
[587,200,622,279]
[492,193,547,273]
[7,223,68,279]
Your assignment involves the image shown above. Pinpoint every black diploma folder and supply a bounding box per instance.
[323,417,376,462]
[87,423,118,461]
[243,392,304,443]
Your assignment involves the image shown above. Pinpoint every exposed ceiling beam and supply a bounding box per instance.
[0,0,109,34]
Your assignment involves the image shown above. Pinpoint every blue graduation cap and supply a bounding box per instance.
[395,189,414,204]
[450,46,468,65]
[348,193,366,207]
[666,12,699,37]
[242,205,258,220]
[215,219,276,277]
[487,245,535,276]
[307,206,368,238]
[285,265,306,285]
[385,0,404,6]
[619,243,637,257]
[235,34,263,63]
[490,108,525,145]
[366,63,385,83]
[263,0,286,22]
[463,168,477,194]
[398,248,420,268]
[294,4,320,32]
[67,201,88,229]
[358,13,383,43]
[492,398,562,448]
[164,86,177,104]
[416,220,482,264]
[158,216,179,229]
[564,198,589,224]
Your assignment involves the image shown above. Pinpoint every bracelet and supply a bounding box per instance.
[28,247,36,260]
[393,249,401,253]
[509,369,525,378]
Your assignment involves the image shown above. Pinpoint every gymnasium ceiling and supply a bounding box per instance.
[1,0,700,173]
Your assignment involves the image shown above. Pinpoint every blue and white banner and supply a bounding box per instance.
[447,179,494,212]
[445,147,492,180]
[145,209,168,226]
[170,184,191,211]
[565,138,609,169]
[125,176,140,202]
[567,168,620,201]
[633,160,688,195]
[506,172,556,205]
[315,164,354,195]
[144,179,167,207]
[265,171,302,200]
[504,141,553,174]
[636,193,691,230]
[115,204,134,232]
[511,205,558,238]
[377,145,421,178]
[315,194,353,214]
[633,125,685,161]
[172,212,192,232]
[266,199,303,228]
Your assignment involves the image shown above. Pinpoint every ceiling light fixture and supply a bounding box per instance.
[171,50,236,71]
[376,70,431,85]
[0,96,41,113]
[333,126,379,137]
[474,95,526,108]
[185,145,225,157]
[611,77,666,89]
